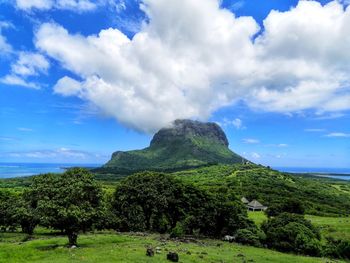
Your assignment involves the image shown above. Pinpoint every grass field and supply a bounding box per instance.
[306,215,350,241]
[0,230,342,263]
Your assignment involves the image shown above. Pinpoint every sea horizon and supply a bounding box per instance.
[1,162,350,179]
[0,162,103,179]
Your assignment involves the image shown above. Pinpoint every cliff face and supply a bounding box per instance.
[150,119,229,147]
[104,119,245,172]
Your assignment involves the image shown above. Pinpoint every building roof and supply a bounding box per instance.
[241,197,249,204]
[247,199,265,208]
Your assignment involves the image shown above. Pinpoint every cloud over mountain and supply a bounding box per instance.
[35,0,350,132]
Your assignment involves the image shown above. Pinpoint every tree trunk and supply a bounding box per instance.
[67,232,78,247]
[21,222,36,236]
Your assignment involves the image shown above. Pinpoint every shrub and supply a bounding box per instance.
[235,229,261,247]
[170,222,185,238]
[262,213,321,256]
[266,198,305,217]
[324,237,350,259]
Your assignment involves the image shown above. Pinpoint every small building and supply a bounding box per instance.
[241,197,249,205]
[247,199,267,211]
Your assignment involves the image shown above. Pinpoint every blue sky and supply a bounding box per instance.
[0,0,349,168]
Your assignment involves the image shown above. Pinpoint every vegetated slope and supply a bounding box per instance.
[98,119,245,174]
[172,164,350,216]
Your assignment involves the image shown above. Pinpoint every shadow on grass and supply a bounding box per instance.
[35,243,90,251]
[35,244,60,251]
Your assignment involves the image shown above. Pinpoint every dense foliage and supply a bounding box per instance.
[265,198,305,217]
[113,171,255,237]
[262,213,321,256]
[173,164,350,216]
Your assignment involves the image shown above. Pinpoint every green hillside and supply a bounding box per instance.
[171,164,350,216]
[99,119,244,174]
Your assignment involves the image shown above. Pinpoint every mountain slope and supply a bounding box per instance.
[103,119,245,173]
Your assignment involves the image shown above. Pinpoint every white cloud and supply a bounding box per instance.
[5,148,106,160]
[16,0,53,10]
[0,75,40,89]
[11,52,49,76]
[305,128,326,132]
[15,0,96,11]
[0,21,13,55]
[325,132,350,138]
[34,0,350,132]
[220,118,244,129]
[53,76,83,96]
[243,138,260,144]
[1,52,49,89]
[277,143,288,147]
[251,152,261,159]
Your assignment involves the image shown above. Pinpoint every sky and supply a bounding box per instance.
[0,0,349,168]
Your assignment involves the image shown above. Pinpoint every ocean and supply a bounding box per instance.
[0,163,102,179]
[274,167,350,180]
[1,163,350,180]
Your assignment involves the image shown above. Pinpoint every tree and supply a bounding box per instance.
[113,172,185,232]
[26,168,104,246]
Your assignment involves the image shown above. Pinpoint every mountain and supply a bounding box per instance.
[102,119,245,173]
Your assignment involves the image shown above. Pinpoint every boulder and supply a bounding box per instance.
[146,248,154,257]
[167,252,179,262]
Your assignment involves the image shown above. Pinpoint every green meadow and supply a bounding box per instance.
[0,231,342,263]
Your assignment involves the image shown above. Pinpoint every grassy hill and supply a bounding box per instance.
[171,164,350,216]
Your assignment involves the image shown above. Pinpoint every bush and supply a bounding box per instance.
[262,213,321,256]
[235,229,261,247]
[324,237,350,259]
[266,199,305,217]
[170,222,185,238]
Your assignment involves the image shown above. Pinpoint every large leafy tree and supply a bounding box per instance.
[26,168,104,246]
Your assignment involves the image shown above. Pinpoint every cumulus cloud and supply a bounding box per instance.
[11,52,49,76]
[1,52,49,89]
[34,0,350,132]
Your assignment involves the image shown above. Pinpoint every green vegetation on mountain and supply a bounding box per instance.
[99,119,244,174]
[172,164,350,216]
